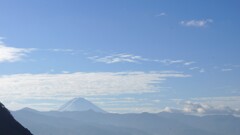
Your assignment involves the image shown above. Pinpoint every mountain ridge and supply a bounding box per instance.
[12,106,240,135]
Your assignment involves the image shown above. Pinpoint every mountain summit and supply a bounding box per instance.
[58,97,106,113]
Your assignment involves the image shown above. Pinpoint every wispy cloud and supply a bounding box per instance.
[189,67,205,73]
[180,19,213,27]
[155,12,166,17]
[189,67,199,70]
[184,61,195,66]
[88,53,205,73]
[89,53,197,67]
[159,59,196,67]
[160,59,184,65]
[47,48,85,56]
[213,64,240,72]
[0,71,190,110]
[0,43,35,63]
[49,48,74,52]
[89,53,148,64]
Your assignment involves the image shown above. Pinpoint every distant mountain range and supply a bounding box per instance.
[11,98,240,135]
[0,102,32,135]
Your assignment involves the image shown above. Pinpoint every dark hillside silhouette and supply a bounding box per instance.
[0,102,32,135]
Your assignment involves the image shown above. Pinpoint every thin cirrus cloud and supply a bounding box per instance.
[214,64,240,72]
[189,67,205,73]
[159,59,184,65]
[155,12,166,17]
[0,43,35,63]
[49,48,74,52]
[180,19,213,27]
[88,53,148,64]
[156,59,196,67]
[0,71,190,110]
[89,53,196,66]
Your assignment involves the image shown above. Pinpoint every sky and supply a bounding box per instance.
[0,0,240,115]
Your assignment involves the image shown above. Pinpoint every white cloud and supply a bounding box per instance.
[164,97,240,115]
[89,53,148,64]
[181,101,240,115]
[0,43,34,63]
[0,71,190,110]
[184,61,195,66]
[162,101,240,116]
[180,19,213,27]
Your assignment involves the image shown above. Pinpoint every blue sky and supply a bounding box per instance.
[0,0,240,114]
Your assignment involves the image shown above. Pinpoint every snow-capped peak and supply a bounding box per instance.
[58,97,106,113]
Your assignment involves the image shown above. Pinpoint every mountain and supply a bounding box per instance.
[58,97,106,113]
[12,107,240,135]
[0,102,32,135]
[13,108,149,135]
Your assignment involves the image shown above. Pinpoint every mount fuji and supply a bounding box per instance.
[58,97,106,113]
